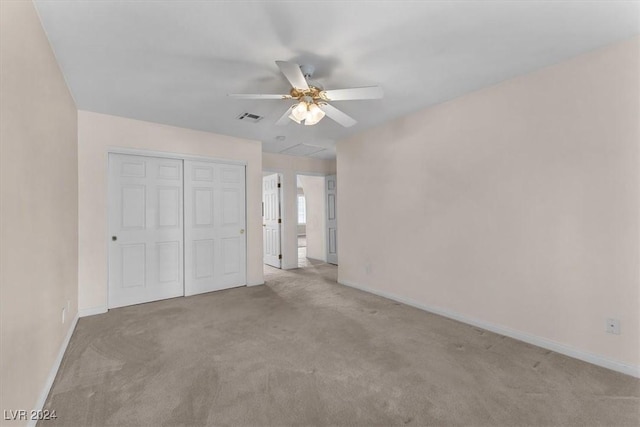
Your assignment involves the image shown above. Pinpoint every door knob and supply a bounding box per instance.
[112,236,117,241]
[240,229,245,234]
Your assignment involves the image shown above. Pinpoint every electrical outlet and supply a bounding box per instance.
[606,318,620,334]
[62,307,66,324]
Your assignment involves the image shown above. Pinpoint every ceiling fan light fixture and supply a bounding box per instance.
[288,113,302,124]
[304,103,325,126]
[291,101,309,122]
[231,60,383,128]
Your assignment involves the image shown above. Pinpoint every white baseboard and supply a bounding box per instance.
[28,313,79,427]
[339,279,639,378]
[78,305,107,317]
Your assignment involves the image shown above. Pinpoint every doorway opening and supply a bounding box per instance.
[297,174,326,268]
[297,183,307,265]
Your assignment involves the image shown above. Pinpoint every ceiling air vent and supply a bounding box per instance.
[236,112,263,123]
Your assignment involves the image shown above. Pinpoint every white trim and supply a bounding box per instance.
[294,170,333,177]
[107,146,247,166]
[261,167,286,174]
[244,166,248,286]
[281,172,297,270]
[339,279,640,378]
[78,305,108,317]
[105,153,112,308]
[28,313,79,427]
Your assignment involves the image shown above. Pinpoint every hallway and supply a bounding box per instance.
[296,235,324,268]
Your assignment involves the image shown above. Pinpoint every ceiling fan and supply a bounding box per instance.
[228,61,383,127]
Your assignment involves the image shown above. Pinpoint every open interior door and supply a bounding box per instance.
[263,173,282,268]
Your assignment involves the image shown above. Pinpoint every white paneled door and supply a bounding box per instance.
[326,174,338,265]
[262,173,281,268]
[184,160,246,296]
[108,153,247,308]
[108,154,184,308]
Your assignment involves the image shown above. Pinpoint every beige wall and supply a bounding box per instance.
[0,1,79,423]
[263,153,336,269]
[338,37,640,371]
[299,175,327,261]
[78,111,263,313]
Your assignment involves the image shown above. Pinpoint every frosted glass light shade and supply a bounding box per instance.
[305,103,325,126]
[291,102,309,122]
[288,113,302,124]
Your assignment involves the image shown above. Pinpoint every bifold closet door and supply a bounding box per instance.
[184,160,246,296]
[108,154,184,308]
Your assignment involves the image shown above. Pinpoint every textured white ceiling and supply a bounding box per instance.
[35,1,639,159]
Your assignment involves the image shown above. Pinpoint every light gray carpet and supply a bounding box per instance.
[43,263,639,426]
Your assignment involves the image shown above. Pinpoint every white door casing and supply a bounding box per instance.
[326,174,338,265]
[108,154,184,308]
[263,173,282,268]
[184,160,247,296]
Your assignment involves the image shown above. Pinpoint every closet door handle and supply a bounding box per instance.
[240,229,245,234]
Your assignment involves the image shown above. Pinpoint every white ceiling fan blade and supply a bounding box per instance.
[276,60,309,91]
[318,103,357,127]
[275,105,294,126]
[322,86,383,101]
[228,94,292,100]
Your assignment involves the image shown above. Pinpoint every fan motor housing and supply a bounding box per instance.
[290,86,327,101]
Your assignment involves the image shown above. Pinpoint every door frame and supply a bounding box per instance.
[106,147,248,309]
[262,169,333,270]
[325,174,338,265]
[263,168,297,269]
[295,173,330,266]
